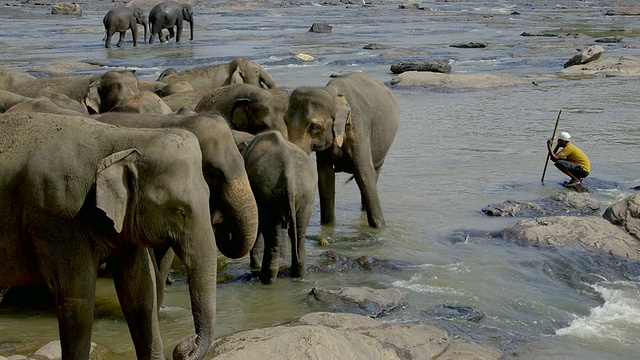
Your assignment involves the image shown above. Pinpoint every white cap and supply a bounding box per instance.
[558,132,571,141]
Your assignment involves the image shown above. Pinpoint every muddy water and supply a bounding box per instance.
[1,1,639,359]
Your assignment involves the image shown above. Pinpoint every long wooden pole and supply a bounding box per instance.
[541,110,562,184]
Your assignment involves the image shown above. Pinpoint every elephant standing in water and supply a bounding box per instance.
[149,1,194,44]
[96,113,259,300]
[102,6,147,48]
[236,131,317,284]
[285,72,399,229]
[0,113,217,360]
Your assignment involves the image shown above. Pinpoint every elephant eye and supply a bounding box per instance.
[309,123,322,135]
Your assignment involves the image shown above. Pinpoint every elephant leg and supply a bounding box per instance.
[175,25,182,43]
[105,30,114,48]
[167,27,176,42]
[110,246,164,359]
[290,210,311,278]
[317,151,336,225]
[353,155,385,229]
[260,222,283,284]
[34,230,98,359]
[117,31,125,47]
[131,26,139,47]
[250,233,264,269]
[152,246,174,310]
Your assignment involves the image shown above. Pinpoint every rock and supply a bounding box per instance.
[564,45,605,68]
[51,2,82,16]
[602,193,640,239]
[605,7,640,16]
[292,53,314,61]
[390,71,543,89]
[558,55,640,77]
[390,61,451,74]
[363,43,388,50]
[310,249,409,272]
[427,304,485,323]
[501,216,640,261]
[520,32,559,37]
[206,312,503,359]
[399,2,420,9]
[309,23,332,33]
[308,286,407,318]
[449,42,487,49]
[482,191,600,217]
[595,36,623,43]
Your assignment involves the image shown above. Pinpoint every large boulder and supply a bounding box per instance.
[501,216,640,261]
[51,2,82,15]
[482,191,600,217]
[390,61,451,74]
[603,193,640,239]
[206,312,503,359]
[308,286,406,318]
[559,55,640,77]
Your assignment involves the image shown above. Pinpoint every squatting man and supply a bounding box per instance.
[546,131,591,187]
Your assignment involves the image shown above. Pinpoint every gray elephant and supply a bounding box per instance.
[158,57,278,91]
[285,72,399,229]
[235,130,317,284]
[148,1,193,44]
[195,83,290,138]
[96,113,259,301]
[103,6,147,48]
[0,113,217,360]
[6,73,99,109]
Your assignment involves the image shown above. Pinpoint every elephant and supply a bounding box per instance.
[5,95,88,116]
[285,72,399,229]
[158,57,278,91]
[0,69,37,90]
[7,73,99,108]
[0,112,218,360]
[96,113,259,299]
[195,83,290,138]
[235,130,317,284]
[148,1,193,44]
[102,6,147,48]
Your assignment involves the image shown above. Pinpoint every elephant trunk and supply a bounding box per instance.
[171,224,216,360]
[259,68,277,89]
[189,19,194,41]
[215,176,259,259]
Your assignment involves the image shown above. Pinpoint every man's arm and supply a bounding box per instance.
[547,139,560,162]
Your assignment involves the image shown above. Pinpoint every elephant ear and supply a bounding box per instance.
[224,67,244,86]
[85,78,102,114]
[229,98,251,131]
[96,148,140,233]
[332,93,351,148]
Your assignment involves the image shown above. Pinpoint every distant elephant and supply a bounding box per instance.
[148,1,193,44]
[102,6,147,48]
[285,72,399,229]
[195,83,290,138]
[236,131,317,284]
[0,113,217,360]
[158,57,278,91]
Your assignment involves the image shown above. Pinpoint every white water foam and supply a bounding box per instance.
[556,282,640,345]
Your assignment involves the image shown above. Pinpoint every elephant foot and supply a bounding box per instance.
[259,273,277,285]
[116,44,123,48]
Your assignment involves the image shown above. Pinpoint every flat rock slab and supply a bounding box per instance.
[390,61,451,74]
[389,71,544,89]
[482,191,600,217]
[501,215,640,261]
[207,312,503,360]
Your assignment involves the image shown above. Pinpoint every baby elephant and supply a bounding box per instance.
[148,1,194,44]
[103,6,147,48]
[237,131,317,284]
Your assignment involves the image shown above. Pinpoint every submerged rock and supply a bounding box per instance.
[426,303,486,323]
[482,191,600,217]
[308,286,407,318]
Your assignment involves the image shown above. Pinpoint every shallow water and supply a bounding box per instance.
[1,1,640,359]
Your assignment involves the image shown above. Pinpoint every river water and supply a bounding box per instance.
[1,1,639,359]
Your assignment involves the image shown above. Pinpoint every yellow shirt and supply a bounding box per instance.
[558,142,591,173]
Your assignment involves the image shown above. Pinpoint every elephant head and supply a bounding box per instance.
[225,57,277,89]
[284,86,350,154]
[182,4,194,40]
[131,7,148,42]
[85,70,140,114]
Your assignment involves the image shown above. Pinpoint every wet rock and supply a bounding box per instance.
[29,340,109,360]
[603,193,640,239]
[605,7,640,16]
[51,2,81,16]
[399,2,420,9]
[520,32,559,37]
[310,249,409,272]
[389,71,545,89]
[207,312,503,359]
[426,304,485,323]
[449,42,487,49]
[482,191,600,217]
[390,61,451,74]
[564,45,605,68]
[363,43,388,50]
[292,53,314,61]
[501,216,640,261]
[308,286,407,318]
[595,36,623,43]
[309,23,332,33]
[559,55,640,77]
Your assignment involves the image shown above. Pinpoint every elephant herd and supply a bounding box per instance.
[0,56,399,359]
[103,1,194,48]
